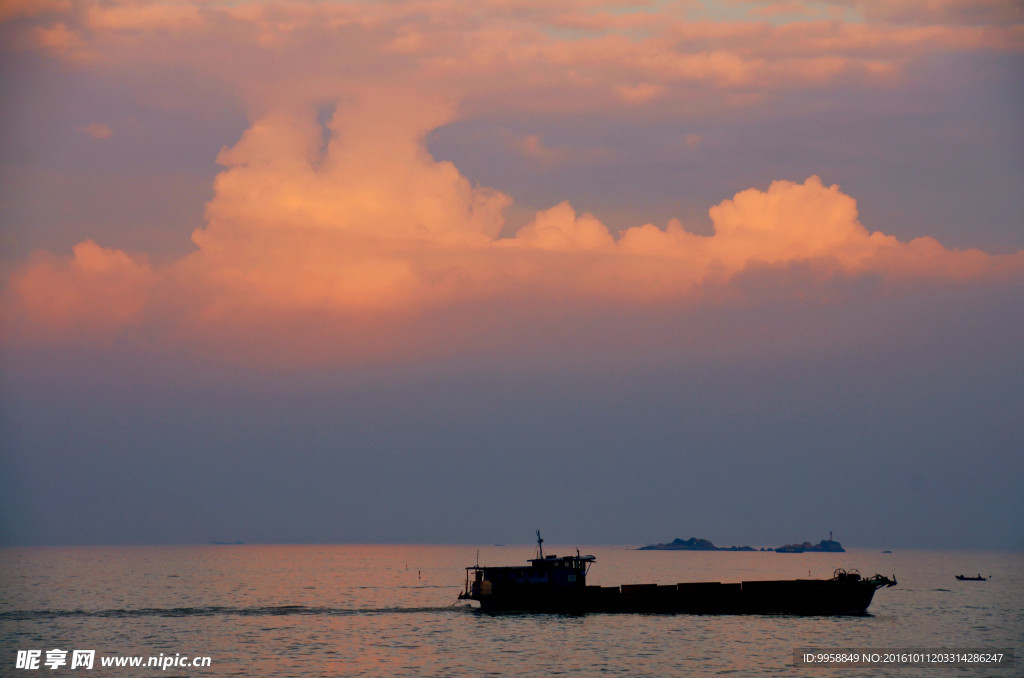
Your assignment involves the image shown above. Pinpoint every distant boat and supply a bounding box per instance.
[881,550,892,554]
[955,574,986,581]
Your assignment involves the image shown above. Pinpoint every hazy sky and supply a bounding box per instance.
[1,0,1022,549]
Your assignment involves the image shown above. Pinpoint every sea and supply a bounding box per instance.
[1,545,1020,677]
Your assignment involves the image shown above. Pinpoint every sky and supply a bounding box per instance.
[0,0,1022,549]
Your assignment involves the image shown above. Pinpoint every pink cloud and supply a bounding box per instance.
[515,134,566,164]
[746,1,823,20]
[80,123,112,139]
[8,241,155,339]
[15,0,1020,120]
[831,0,1024,26]
[0,0,72,23]
[510,202,616,252]
[9,155,1021,360]
[29,22,88,59]
[84,2,206,33]
[4,0,1023,361]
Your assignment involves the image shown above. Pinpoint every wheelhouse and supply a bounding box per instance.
[461,532,595,600]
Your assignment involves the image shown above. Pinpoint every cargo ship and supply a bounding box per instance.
[458,532,896,615]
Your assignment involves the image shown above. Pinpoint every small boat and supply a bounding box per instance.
[458,532,896,615]
[955,574,987,581]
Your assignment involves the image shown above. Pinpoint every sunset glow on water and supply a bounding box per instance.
[1,545,1020,676]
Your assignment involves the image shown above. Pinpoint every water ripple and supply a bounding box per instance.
[0,605,472,621]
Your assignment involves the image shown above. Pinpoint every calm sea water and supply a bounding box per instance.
[1,545,1020,676]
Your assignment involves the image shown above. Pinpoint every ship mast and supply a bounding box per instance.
[536,530,544,559]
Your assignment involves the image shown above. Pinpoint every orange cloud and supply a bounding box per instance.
[84,2,206,33]
[5,0,1023,361]
[80,123,112,139]
[9,240,155,339]
[511,202,616,253]
[0,0,69,23]
[179,95,511,316]
[16,0,1021,119]
[30,22,87,58]
[8,155,1022,360]
[7,80,1023,359]
[7,88,1023,356]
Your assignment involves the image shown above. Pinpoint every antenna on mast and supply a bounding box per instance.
[536,530,544,559]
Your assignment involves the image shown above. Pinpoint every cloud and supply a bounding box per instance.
[29,22,88,58]
[511,202,617,257]
[831,0,1024,26]
[3,0,1023,361]
[8,96,1021,359]
[7,240,155,339]
[183,95,512,314]
[506,133,609,168]
[80,123,112,139]
[746,1,823,20]
[184,98,1020,319]
[14,0,1022,119]
[84,2,205,33]
[514,134,568,165]
[0,0,71,23]
[615,82,664,103]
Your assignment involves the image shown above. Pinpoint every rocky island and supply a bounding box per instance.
[774,537,844,553]
[638,537,757,551]
[639,532,846,553]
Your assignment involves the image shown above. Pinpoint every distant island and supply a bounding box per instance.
[774,538,844,553]
[639,533,845,553]
[638,537,758,551]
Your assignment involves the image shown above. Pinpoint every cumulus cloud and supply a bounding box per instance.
[8,240,155,339]
[512,202,616,253]
[179,97,1022,317]
[80,123,112,139]
[4,0,1023,361]
[183,95,511,314]
[9,99,1021,354]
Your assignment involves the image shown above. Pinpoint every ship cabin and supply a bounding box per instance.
[461,532,595,600]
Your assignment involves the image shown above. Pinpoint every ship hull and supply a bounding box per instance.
[468,578,887,615]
